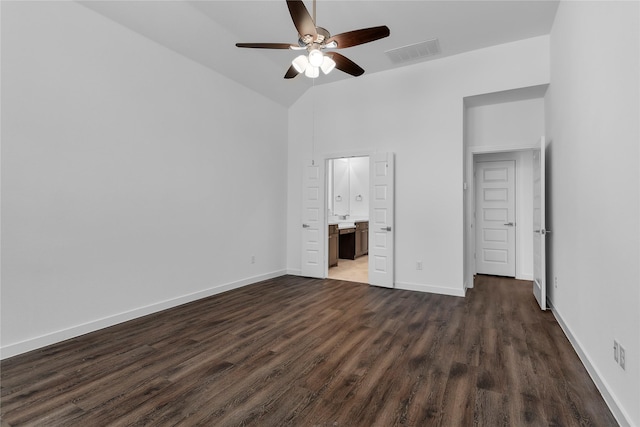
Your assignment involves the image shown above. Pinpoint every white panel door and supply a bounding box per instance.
[369,152,394,288]
[301,162,325,278]
[533,137,547,310]
[475,160,516,277]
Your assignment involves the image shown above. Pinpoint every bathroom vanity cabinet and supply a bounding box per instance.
[328,224,339,267]
[355,221,369,258]
[337,221,368,261]
[338,227,355,260]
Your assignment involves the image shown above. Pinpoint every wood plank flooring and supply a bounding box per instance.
[1,275,617,426]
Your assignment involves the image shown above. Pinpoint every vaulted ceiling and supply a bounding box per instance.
[79,1,559,107]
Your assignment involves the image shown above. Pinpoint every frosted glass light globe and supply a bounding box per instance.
[292,55,309,73]
[320,56,336,74]
[305,66,319,78]
[308,49,324,67]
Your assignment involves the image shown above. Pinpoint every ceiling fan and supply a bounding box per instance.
[235,0,390,79]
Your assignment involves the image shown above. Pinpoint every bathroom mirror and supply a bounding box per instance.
[332,158,350,216]
[327,156,369,219]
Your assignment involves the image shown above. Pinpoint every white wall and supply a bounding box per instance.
[332,158,350,216]
[1,2,288,358]
[287,36,550,295]
[545,1,639,425]
[348,157,369,219]
[466,97,545,149]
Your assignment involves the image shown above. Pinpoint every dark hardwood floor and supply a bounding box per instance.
[1,275,617,426]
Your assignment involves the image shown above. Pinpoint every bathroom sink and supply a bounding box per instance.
[338,222,356,229]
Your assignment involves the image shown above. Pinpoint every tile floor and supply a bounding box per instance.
[328,255,368,283]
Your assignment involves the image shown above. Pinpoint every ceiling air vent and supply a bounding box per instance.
[385,38,441,64]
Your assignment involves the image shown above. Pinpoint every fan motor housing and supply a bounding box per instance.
[299,26,331,47]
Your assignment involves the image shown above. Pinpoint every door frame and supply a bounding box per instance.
[532,137,547,310]
[323,150,373,279]
[464,143,540,289]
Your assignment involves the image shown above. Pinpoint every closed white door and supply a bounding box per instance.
[475,160,516,277]
[368,152,395,288]
[533,137,547,310]
[301,162,325,278]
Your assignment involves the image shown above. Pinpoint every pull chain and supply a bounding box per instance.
[311,77,315,166]
[311,0,317,166]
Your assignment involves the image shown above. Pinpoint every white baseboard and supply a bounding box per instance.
[0,270,286,360]
[395,281,466,297]
[286,268,302,276]
[465,277,473,290]
[549,301,633,427]
[285,273,467,298]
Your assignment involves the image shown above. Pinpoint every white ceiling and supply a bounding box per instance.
[78,1,559,107]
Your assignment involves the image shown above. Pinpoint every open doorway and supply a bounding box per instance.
[470,150,535,283]
[301,152,394,287]
[326,156,369,283]
[462,84,548,290]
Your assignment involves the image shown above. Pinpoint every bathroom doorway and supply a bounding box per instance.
[326,156,369,283]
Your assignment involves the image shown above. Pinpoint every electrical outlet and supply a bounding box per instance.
[614,340,619,363]
[251,255,256,264]
[619,345,626,370]
[554,276,558,288]
[416,261,423,270]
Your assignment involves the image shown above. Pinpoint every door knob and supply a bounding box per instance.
[504,222,514,226]
[302,224,310,228]
[380,226,391,231]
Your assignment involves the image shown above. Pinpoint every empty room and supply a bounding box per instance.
[1,1,638,426]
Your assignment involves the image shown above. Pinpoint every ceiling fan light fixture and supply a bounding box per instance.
[308,49,324,67]
[292,55,309,73]
[320,55,336,74]
[305,65,320,78]
[235,0,390,80]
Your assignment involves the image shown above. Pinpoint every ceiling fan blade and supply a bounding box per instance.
[326,52,364,76]
[284,64,300,79]
[236,43,296,49]
[326,26,390,49]
[287,0,317,38]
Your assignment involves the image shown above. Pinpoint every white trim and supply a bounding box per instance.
[549,301,633,427]
[0,270,287,360]
[286,275,468,299]
[467,143,540,156]
[395,281,466,297]
[324,149,374,161]
[287,268,302,276]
